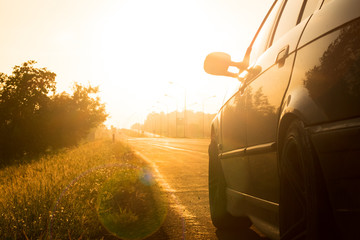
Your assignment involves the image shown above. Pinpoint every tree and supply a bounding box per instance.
[0,61,56,159]
[0,61,107,163]
[44,84,107,149]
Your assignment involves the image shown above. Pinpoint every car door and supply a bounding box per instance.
[243,0,322,227]
[220,0,284,199]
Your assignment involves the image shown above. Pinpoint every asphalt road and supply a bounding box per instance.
[124,136,270,240]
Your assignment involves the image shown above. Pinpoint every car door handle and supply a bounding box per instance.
[276,45,289,66]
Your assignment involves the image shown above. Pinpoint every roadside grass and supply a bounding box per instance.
[0,140,167,239]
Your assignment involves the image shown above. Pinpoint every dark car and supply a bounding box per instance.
[204,0,360,239]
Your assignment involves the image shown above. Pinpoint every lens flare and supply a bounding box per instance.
[49,163,167,239]
[96,168,167,240]
[139,168,155,186]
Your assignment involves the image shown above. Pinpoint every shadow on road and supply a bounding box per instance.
[215,228,270,240]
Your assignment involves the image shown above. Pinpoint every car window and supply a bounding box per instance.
[271,0,304,44]
[249,0,283,66]
[300,0,320,22]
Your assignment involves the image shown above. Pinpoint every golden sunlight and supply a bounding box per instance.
[0,1,278,239]
[0,0,271,128]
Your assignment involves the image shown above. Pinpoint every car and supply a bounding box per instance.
[203,0,360,239]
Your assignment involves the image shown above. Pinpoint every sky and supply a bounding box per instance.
[0,0,272,128]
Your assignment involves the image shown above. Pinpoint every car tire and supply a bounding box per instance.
[279,120,337,240]
[208,140,251,230]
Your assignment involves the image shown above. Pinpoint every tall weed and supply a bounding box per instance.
[0,140,167,239]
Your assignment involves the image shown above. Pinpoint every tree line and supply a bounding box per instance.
[132,110,216,138]
[0,61,107,163]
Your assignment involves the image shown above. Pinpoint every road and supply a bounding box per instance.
[124,136,270,240]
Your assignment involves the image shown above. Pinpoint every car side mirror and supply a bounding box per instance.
[204,52,247,78]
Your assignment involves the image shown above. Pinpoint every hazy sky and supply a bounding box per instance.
[0,0,272,128]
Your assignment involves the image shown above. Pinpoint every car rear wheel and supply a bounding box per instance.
[279,120,337,240]
[208,140,251,230]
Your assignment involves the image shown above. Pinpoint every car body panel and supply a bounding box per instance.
[221,90,247,152]
[309,118,360,239]
[282,19,360,126]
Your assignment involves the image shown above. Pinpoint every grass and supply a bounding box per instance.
[0,140,167,239]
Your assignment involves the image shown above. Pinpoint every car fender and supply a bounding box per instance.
[277,86,330,152]
[210,111,222,146]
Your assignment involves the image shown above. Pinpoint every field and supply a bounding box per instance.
[0,140,167,239]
